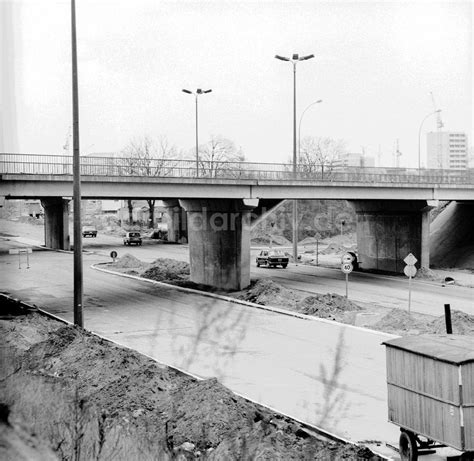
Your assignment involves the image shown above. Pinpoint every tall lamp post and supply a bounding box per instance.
[298,99,323,162]
[275,53,314,264]
[418,109,441,171]
[71,0,83,327]
[182,88,212,177]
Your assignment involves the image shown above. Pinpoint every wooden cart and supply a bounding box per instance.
[383,335,474,461]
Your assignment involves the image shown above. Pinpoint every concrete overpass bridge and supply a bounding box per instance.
[2,153,473,289]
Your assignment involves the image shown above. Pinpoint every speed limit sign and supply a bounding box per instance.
[341,262,353,274]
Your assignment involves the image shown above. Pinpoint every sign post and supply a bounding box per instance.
[403,253,418,314]
[341,253,354,298]
[9,248,32,269]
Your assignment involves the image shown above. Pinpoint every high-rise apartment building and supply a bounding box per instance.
[426,131,468,170]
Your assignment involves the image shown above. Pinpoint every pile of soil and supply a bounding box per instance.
[319,243,357,255]
[414,267,440,281]
[251,234,292,247]
[0,302,381,460]
[239,279,300,308]
[238,280,362,323]
[428,310,474,335]
[370,308,474,336]
[110,253,147,269]
[370,309,426,334]
[140,258,190,283]
[296,294,362,321]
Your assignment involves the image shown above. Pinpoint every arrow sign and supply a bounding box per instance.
[404,253,418,266]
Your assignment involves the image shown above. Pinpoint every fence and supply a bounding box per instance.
[1,153,473,185]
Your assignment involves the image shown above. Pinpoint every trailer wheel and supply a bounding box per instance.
[399,431,418,461]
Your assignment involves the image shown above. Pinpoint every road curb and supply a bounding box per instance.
[92,263,399,339]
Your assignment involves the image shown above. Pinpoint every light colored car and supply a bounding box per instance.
[123,232,142,246]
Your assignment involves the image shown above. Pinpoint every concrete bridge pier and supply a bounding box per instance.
[162,200,188,243]
[179,198,257,290]
[41,198,70,250]
[351,200,431,273]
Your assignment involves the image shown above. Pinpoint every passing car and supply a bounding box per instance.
[256,249,289,268]
[82,226,97,238]
[123,232,142,246]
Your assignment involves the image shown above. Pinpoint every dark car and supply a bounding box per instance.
[123,232,142,246]
[256,249,289,268]
[82,226,97,238]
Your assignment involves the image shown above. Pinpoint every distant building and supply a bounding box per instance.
[337,152,375,168]
[426,131,469,170]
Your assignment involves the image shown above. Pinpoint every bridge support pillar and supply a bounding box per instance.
[179,199,257,290]
[421,204,435,269]
[351,200,430,273]
[163,200,187,243]
[41,198,70,250]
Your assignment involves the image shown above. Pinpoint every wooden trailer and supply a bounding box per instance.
[383,335,474,461]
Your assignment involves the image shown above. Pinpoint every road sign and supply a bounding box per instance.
[404,265,417,278]
[9,248,32,255]
[341,262,353,274]
[110,250,118,262]
[341,253,353,264]
[404,253,418,266]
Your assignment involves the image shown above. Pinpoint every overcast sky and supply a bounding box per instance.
[2,0,472,167]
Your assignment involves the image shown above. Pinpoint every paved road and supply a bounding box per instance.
[1,241,398,448]
[1,222,472,460]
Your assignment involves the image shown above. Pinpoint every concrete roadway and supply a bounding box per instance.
[72,233,474,318]
[1,229,472,460]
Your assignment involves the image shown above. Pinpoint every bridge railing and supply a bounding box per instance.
[1,153,473,185]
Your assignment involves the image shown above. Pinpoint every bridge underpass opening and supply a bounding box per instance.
[350,200,432,273]
[41,198,70,250]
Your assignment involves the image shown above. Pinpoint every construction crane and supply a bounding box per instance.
[393,139,402,168]
[430,91,444,168]
[430,91,443,130]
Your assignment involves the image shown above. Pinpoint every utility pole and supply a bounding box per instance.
[71,0,83,327]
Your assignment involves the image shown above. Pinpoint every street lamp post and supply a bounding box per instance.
[298,99,323,164]
[275,53,314,264]
[182,88,212,177]
[418,109,441,171]
[71,0,83,327]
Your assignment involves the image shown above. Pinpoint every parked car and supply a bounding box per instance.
[256,249,289,268]
[123,232,142,246]
[82,226,97,238]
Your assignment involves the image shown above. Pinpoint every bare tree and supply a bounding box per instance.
[198,135,245,178]
[298,136,346,179]
[120,136,179,177]
[121,136,179,227]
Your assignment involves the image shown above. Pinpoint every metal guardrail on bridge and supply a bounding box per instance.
[1,153,473,185]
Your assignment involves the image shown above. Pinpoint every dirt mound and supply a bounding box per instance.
[251,234,291,247]
[415,267,440,281]
[0,310,381,460]
[319,243,357,255]
[296,294,362,319]
[371,309,426,334]
[110,253,147,269]
[140,258,190,282]
[370,308,474,336]
[427,310,474,335]
[241,279,299,308]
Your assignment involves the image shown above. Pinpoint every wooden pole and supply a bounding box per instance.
[444,304,452,334]
[71,0,83,327]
